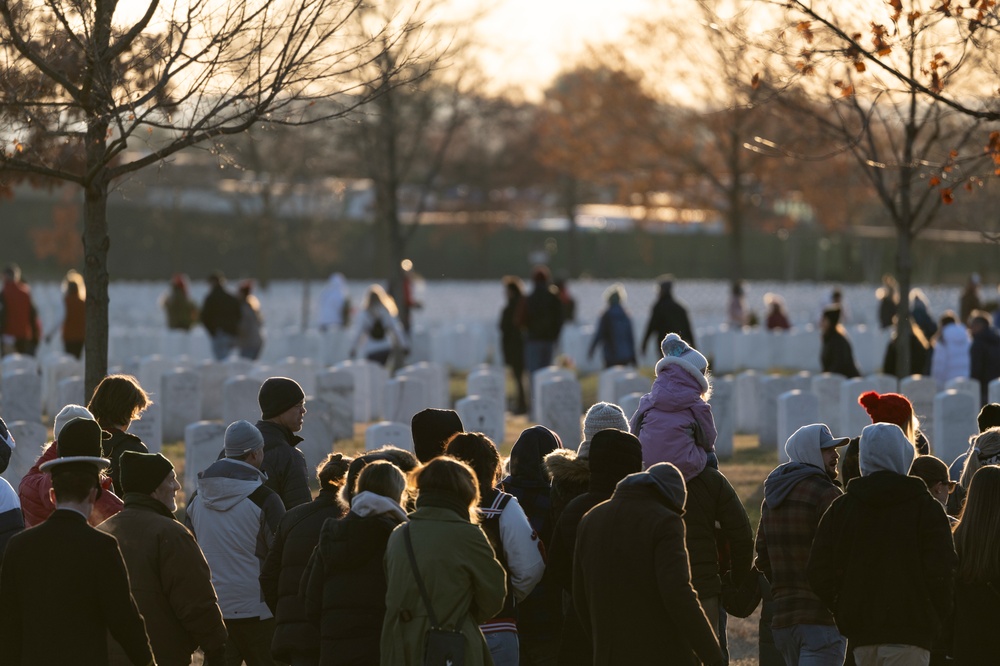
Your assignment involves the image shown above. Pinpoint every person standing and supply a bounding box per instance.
[520,266,564,377]
[186,420,287,666]
[808,423,957,666]
[588,283,637,368]
[60,269,86,359]
[350,285,408,368]
[728,280,748,329]
[642,274,696,352]
[820,306,860,378]
[317,273,351,331]
[0,417,154,665]
[764,293,792,331]
[969,311,1000,405]
[500,276,528,414]
[960,274,982,325]
[162,274,199,331]
[237,280,265,360]
[881,319,931,378]
[573,462,725,666]
[877,275,898,330]
[0,263,41,356]
[260,453,352,666]
[930,311,970,388]
[255,377,312,509]
[755,424,849,665]
[88,374,153,497]
[98,451,228,666]
[201,271,242,361]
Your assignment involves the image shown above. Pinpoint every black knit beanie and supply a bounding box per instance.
[978,403,1000,432]
[587,428,643,492]
[120,451,174,494]
[258,377,305,420]
[411,408,464,463]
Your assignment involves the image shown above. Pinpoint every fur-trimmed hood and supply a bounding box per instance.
[544,448,590,486]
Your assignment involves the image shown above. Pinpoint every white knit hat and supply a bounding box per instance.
[579,402,630,458]
[660,333,708,373]
[54,404,95,440]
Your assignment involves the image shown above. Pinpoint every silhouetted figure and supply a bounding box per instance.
[960,274,982,325]
[877,275,898,330]
[60,270,86,359]
[162,273,198,331]
[237,280,264,360]
[764,293,791,331]
[642,275,695,352]
[500,276,528,414]
[0,264,40,356]
[201,272,242,361]
[970,311,1000,405]
[520,266,564,376]
[589,283,636,368]
[820,307,859,378]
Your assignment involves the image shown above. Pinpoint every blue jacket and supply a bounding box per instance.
[590,304,636,367]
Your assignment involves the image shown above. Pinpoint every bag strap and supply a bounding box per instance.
[402,524,441,629]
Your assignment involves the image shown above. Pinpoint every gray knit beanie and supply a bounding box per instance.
[579,402,630,458]
[225,420,265,458]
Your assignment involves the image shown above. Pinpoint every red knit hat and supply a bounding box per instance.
[858,391,914,430]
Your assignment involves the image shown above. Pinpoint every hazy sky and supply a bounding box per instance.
[467,0,656,97]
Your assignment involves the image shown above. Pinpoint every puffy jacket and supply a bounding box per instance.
[932,323,971,387]
[589,304,636,367]
[631,357,717,480]
[303,491,407,666]
[256,420,312,510]
[19,443,122,528]
[260,488,347,663]
[185,458,286,619]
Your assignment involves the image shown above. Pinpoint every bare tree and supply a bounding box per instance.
[0,0,392,396]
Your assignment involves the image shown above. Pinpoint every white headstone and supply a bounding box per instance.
[1,354,39,376]
[598,366,633,404]
[758,375,810,449]
[840,377,881,438]
[537,376,582,451]
[866,374,898,395]
[0,421,48,489]
[161,370,202,442]
[777,390,821,464]
[467,367,507,414]
[711,329,738,375]
[398,362,449,409]
[739,330,771,371]
[56,376,85,414]
[618,392,645,423]
[811,373,845,435]
[183,422,227,494]
[899,375,937,442]
[299,397,336,473]
[364,421,414,452]
[223,375,262,426]
[196,362,232,422]
[1,371,42,425]
[315,369,355,442]
[946,377,981,403]
[138,355,177,401]
[456,395,505,448]
[270,357,317,397]
[933,390,979,464]
[532,366,574,421]
[786,328,822,373]
[612,373,651,406]
[384,377,430,425]
[128,401,163,454]
[43,356,84,418]
[710,376,736,460]
[735,371,760,434]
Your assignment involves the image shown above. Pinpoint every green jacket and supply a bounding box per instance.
[381,506,507,666]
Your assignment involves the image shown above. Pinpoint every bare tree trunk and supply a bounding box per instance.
[82,157,110,400]
[727,125,745,282]
[560,173,579,277]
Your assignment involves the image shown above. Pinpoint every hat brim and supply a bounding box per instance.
[821,436,851,449]
[40,456,111,472]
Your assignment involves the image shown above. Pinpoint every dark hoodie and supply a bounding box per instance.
[971,324,1000,403]
[807,471,957,650]
[548,430,643,666]
[502,426,562,643]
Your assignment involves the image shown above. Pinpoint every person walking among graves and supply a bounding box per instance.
[58,269,86,359]
[88,374,153,497]
[728,280,748,328]
[19,404,123,527]
[960,273,982,325]
[543,401,630,525]
[765,293,792,331]
[255,376,312,509]
[446,432,546,666]
[201,271,242,360]
[969,310,1000,405]
[162,273,199,331]
[881,318,931,378]
[631,333,717,481]
[411,407,464,464]
[317,272,351,332]
[98,451,228,666]
[500,276,529,414]
[588,283,637,368]
[237,279,265,360]
[808,423,957,666]
[303,460,409,666]
[260,453,352,666]
[350,284,408,368]
[501,425,564,665]
[0,417,154,666]
[930,311,970,388]
[950,464,1000,664]
[910,288,938,341]
[754,424,850,666]
[186,420,287,666]
[877,275,898,330]
[642,274,696,352]
[573,462,726,666]
[820,306,860,378]
[380,456,507,666]
[520,266,564,377]
[0,263,41,356]
[547,428,643,666]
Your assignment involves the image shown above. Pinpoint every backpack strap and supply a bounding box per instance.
[403,524,441,629]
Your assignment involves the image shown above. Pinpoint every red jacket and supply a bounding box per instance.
[1,280,39,341]
[18,443,123,528]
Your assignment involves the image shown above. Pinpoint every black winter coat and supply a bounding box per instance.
[971,326,1000,403]
[642,293,695,353]
[303,510,405,666]
[684,466,754,600]
[883,332,931,378]
[260,488,347,663]
[807,472,957,650]
[821,330,860,378]
[573,483,723,666]
[523,285,564,342]
[952,579,1000,664]
[200,285,241,336]
[257,420,312,510]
